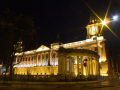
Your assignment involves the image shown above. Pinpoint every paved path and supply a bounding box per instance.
[0,80,120,90]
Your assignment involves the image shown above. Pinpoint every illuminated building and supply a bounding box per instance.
[13,19,108,78]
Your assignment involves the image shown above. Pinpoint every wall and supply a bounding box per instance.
[14,66,58,75]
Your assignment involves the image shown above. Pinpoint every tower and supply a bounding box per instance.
[86,18,101,39]
[86,18,109,77]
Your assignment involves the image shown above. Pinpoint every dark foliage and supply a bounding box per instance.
[0,9,37,74]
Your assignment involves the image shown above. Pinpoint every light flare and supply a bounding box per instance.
[82,0,120,40]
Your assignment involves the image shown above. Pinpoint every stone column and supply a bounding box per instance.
[41,54,44,66]
[87,57,90,76]
[26,56,28,65]
[55,53,58,66]
[58,54,66,75]
[75,56,77,64]
[42,53,44,66]
[48,52,50,66]
[25,56,27,66]
[43,53,45,66]
[69,56,74,76]
[77,56,80,76]
[95,59,97,75]
[23,57,25,66]
[69,56,72,74]
[53,53,55,66]
[35,55,37,66]
[64,56,67,75]
[30,56,32,66]
[67,57,69,73]
[44,54,46,66]
[21,57,23,67]
[101,41,107,62]
[41,54,43,66]
[58,55,62,74]
[63,56,66,75]
[39,53,42,66]
[33,56,34,66]
[33,56,35,66]
[92,59,95,75]
[27,57,28,66]
[96,58,99,76]
[71,57,74,75]
[86,56,90,76]
[50,52,52,66]
[39,54,40,66]
[54,53,56,66]
[25,57,27,65]
[81,56,83,75]
[90,57,93,75]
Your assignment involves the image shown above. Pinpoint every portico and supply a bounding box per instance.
[58,48,99,77]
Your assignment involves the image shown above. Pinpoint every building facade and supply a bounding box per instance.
[13,20,108,78]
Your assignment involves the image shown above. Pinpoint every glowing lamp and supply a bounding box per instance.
[113,15,119,21]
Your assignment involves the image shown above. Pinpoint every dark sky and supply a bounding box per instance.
[0,0,120,62]
[0,0,115,43]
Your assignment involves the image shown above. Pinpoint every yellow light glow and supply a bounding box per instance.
[101,19,110,26]
[92,26,95,30]
[82,0,120,40]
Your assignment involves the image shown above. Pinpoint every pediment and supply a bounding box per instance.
[36,45,50,52]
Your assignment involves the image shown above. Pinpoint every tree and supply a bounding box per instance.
[0,9,37,79]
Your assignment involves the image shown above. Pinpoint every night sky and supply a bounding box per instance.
[0,0,120,66]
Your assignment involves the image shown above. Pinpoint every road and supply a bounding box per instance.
[0,80,120,90]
